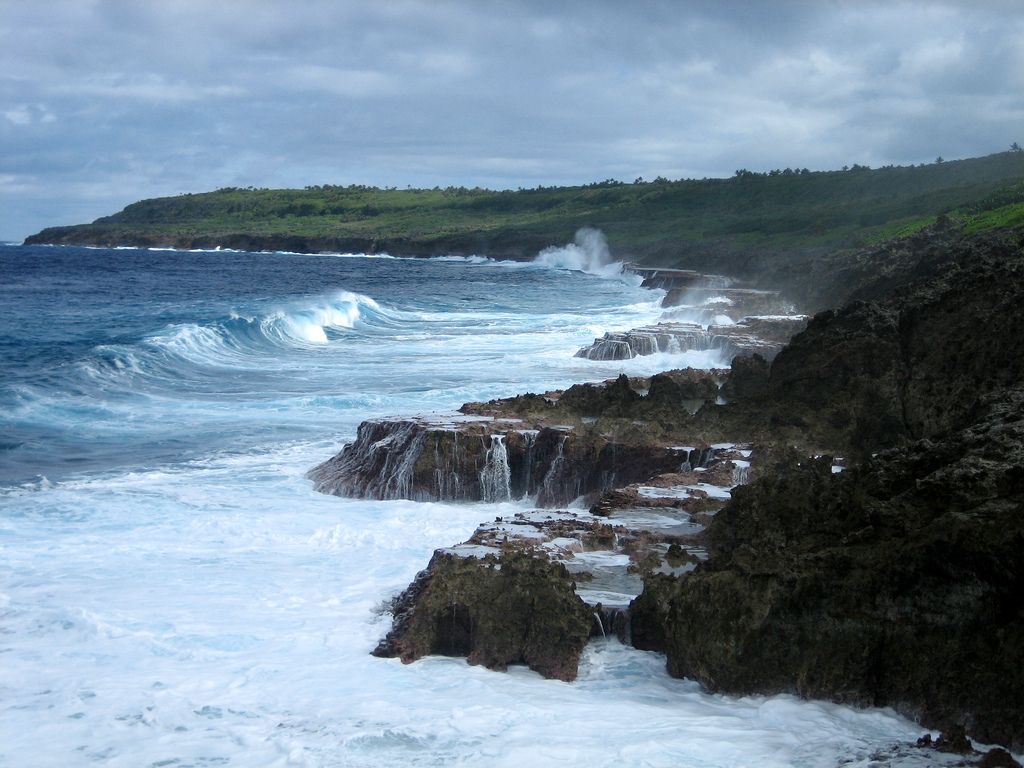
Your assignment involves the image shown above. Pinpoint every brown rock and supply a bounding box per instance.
[373,548,593,681]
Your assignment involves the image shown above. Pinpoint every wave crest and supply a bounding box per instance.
[84,290,388,382]
[255,291,375,344]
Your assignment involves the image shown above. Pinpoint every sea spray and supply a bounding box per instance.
[534,227,639,282]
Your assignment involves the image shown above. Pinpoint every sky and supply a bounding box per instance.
[3,1,1024,242]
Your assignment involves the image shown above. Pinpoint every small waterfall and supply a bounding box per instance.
[480,434,512,502]
[433,432,466,500]
[538,433,570,505]
[680,446,716,473]
[591,605,632,644]
[374,421,427,499]
[732,461,750,486]
[632,333,658,356]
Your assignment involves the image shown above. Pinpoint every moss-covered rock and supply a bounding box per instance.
[373,548,593,681]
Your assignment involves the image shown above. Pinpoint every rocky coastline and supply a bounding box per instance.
[309,225,1024,758]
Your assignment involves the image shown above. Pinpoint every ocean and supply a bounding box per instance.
[0,241,927,767]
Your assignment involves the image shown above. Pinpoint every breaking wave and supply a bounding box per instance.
[534,228,639,282]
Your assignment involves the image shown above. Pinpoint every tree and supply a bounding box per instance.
[1011,142,1022,153]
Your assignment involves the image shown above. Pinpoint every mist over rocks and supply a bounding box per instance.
[690,234,1024,458]
[765,223,1024,313]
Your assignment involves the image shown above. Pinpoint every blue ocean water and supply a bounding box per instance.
[0,243,927,767]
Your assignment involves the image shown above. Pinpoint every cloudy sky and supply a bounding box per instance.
[3,0,1023,241]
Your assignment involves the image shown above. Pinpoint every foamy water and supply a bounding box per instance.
[0,242,932,766]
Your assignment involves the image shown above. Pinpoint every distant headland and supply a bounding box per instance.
[25,150,1024,283]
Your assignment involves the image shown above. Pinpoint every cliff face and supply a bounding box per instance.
[306,412,690,508]
[693,237,1024,457]
[631,240,1024,750]
[632,393,1024,749]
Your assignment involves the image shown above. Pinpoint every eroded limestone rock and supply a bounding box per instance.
[373,548,593,681]
[632,393,1024,750]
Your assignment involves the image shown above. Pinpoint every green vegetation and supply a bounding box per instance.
[28,150,1024,267]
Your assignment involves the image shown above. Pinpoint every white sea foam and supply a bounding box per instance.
[0,452,933,767]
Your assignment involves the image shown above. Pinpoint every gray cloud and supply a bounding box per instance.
[3,0,1024,240]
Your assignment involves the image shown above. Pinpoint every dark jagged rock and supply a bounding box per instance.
[631,392,1024,751]
[373,444,756,679]
[556,373,641,415]
[719,353,770,401]
[573,320,800,362]
[373,548,593,681]
[693,243,1024,457]
[627,241,1024,750]
[979,748,1023,768]
[307,409,689,507]
[465,370,722,424]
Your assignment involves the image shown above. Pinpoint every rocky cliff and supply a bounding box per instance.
[632,391,1024,750]
[691,235,1024,458]
[629,238,1024,750]
[307,405,696,508]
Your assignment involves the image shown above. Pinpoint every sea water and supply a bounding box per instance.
[1,242,928,767]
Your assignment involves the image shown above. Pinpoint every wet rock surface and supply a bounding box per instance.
[309,370,737,506]
[372,547,593,682]
[307,410,693,507]
[577,269,806,363]
[373,445,755,678]
[574,318,804,362]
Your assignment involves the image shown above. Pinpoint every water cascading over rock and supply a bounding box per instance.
[308,416,689,507]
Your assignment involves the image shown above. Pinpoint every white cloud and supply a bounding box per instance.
[284,65,399,99]
[3,0,1024,241]
[3,102,56,125]
[4,105,32,125]
[55,74,245,103]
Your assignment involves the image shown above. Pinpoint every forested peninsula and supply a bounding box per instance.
[26,151,1024,282]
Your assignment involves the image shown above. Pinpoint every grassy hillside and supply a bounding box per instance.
[26,150,1024,272]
